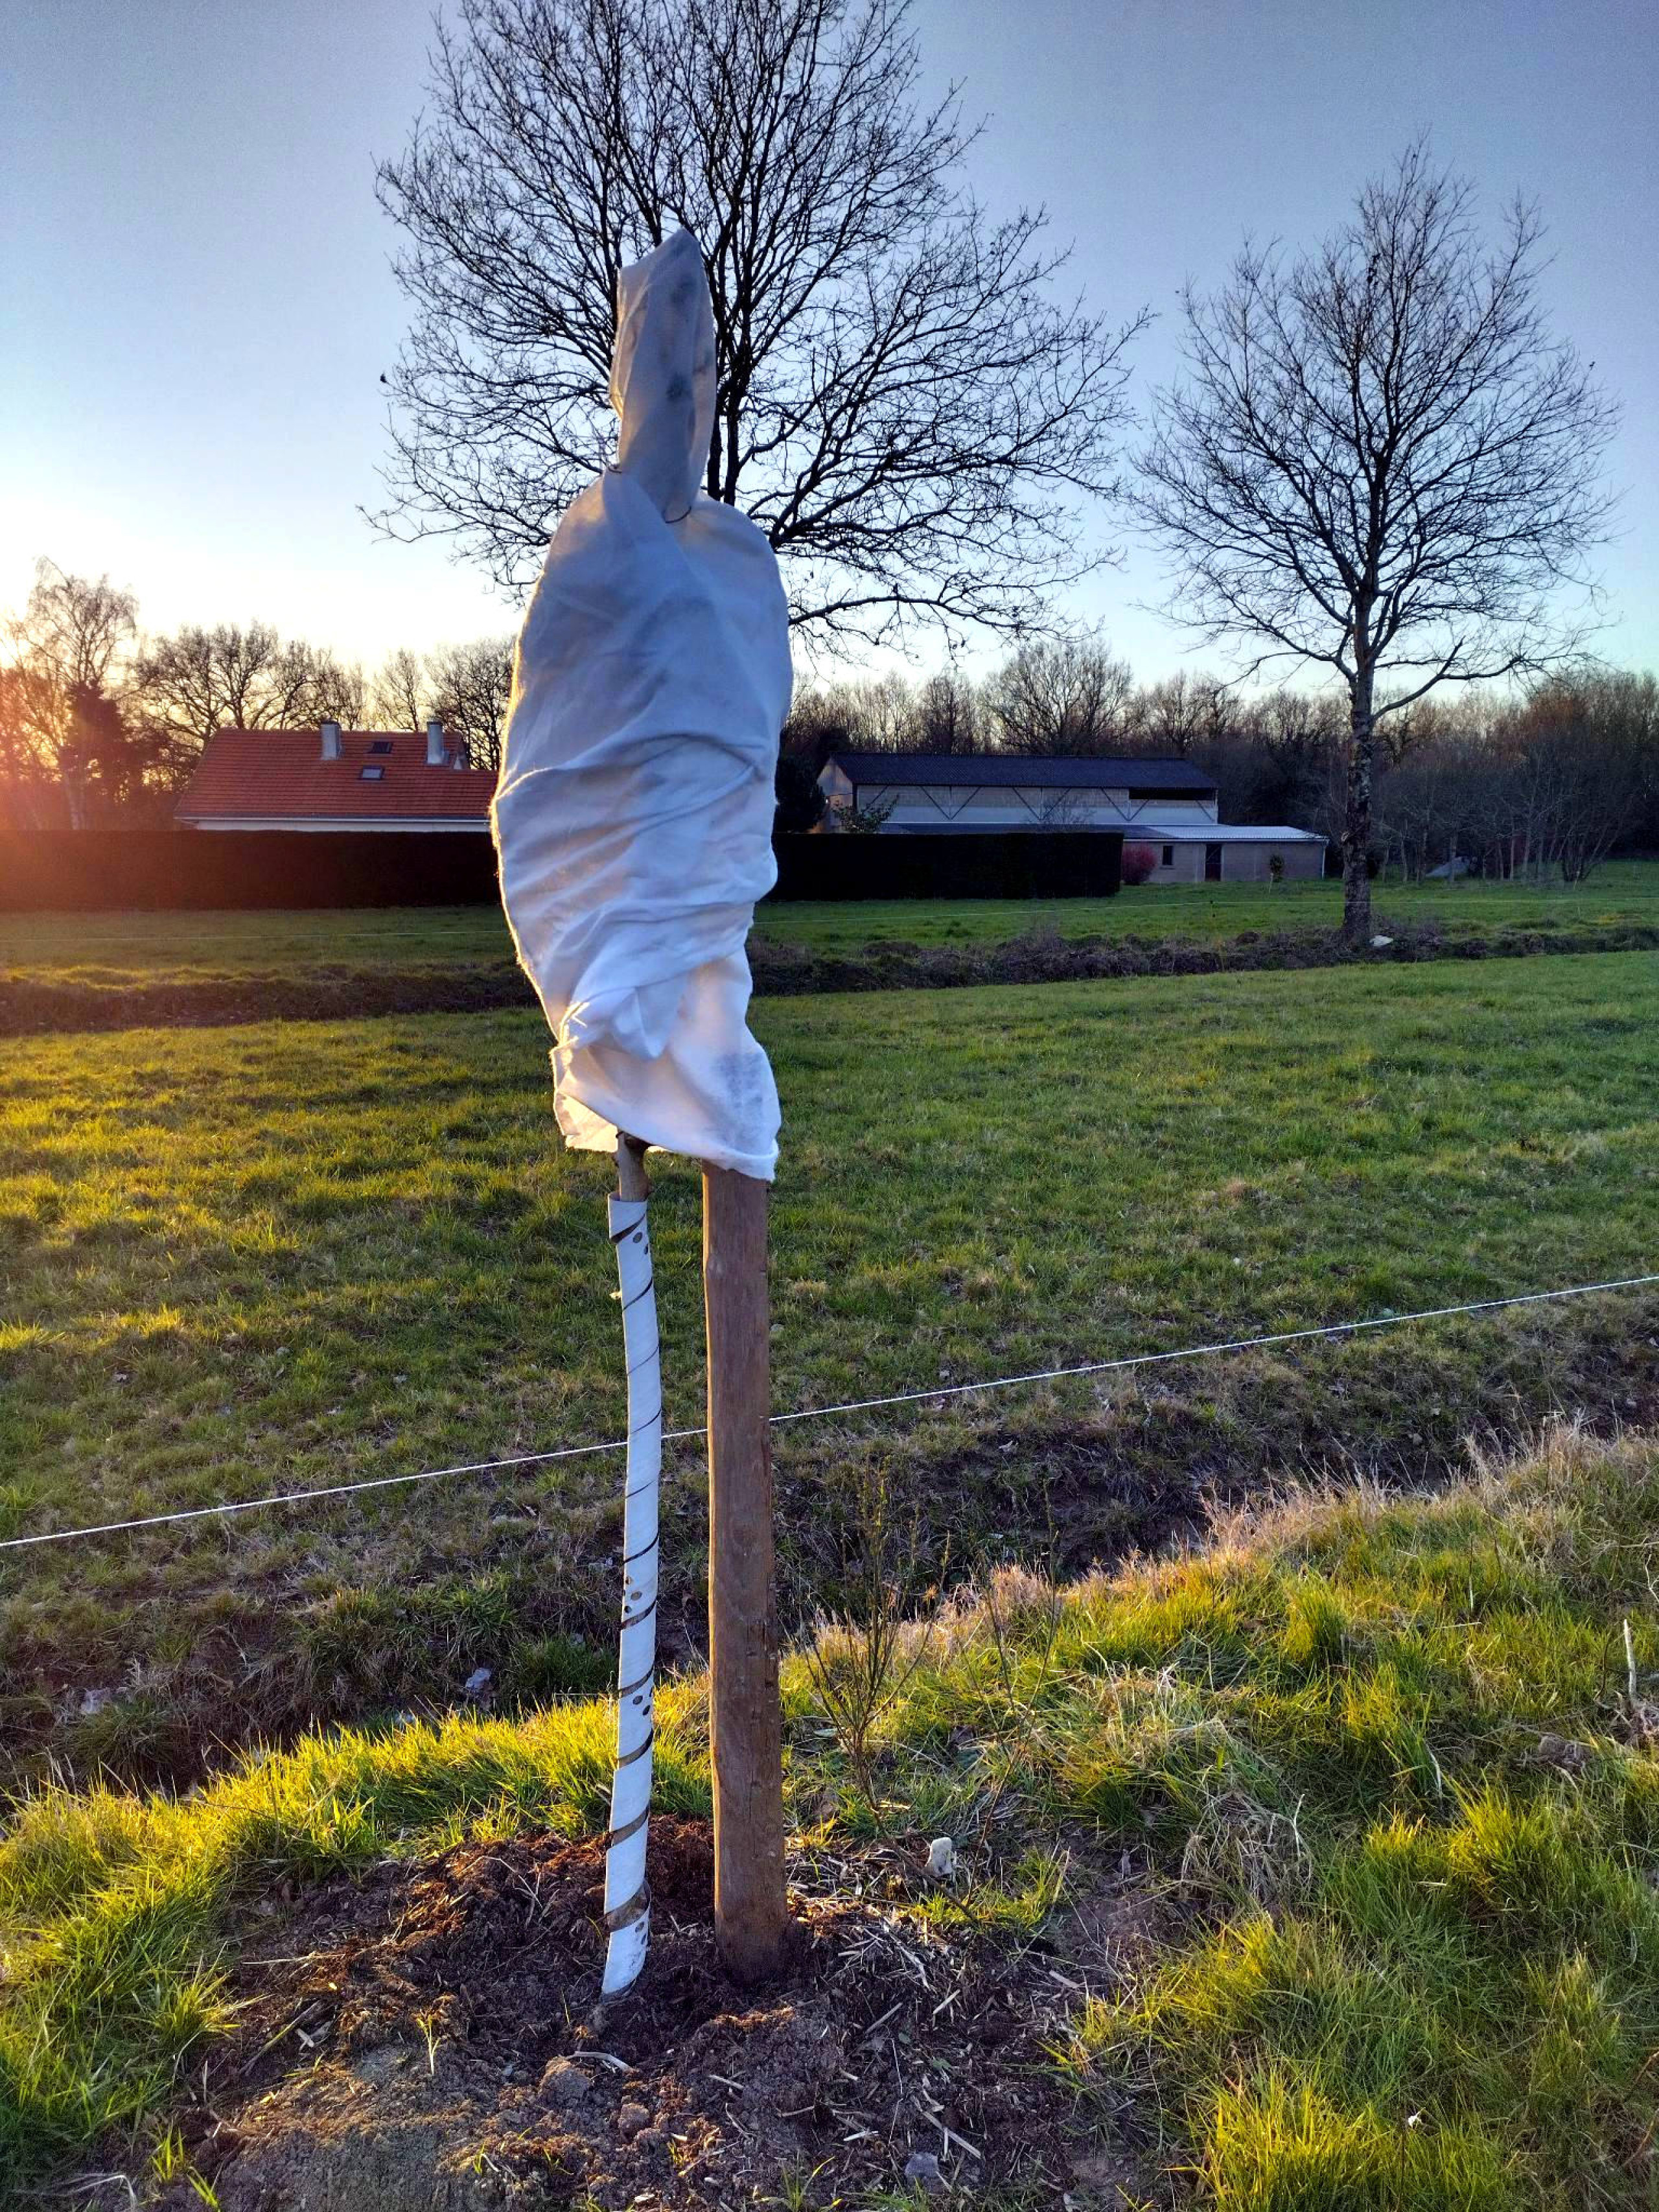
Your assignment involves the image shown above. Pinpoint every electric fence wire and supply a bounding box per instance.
[2,1268,1655,1555]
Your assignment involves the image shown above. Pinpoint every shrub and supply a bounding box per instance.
[1122,841,1158,885]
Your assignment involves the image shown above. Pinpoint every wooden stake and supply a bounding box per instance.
[616,1132,650,1202]
[702,1162,789,1984]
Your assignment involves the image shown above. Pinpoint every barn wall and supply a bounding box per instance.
[1219,843,1327,883]
[846,784,1219,833]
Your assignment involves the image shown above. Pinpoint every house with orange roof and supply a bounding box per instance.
[174,721,495,832]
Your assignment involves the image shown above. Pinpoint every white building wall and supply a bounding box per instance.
[818,763,1325,880]
[841,783,1220,832]
[1132,837,1326,885]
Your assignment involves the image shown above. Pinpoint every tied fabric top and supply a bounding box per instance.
[492,229,793,1181]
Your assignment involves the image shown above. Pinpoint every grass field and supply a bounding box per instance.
[3,859,1656,987]
[6,1423,1659,2206]
[753,858,1659,955]
[0,904,515,987]
[3,952,1656,1783]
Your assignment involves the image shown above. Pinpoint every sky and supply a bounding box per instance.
[3,0,1655,688]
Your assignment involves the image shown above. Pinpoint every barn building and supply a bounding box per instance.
[816,751,1327,883]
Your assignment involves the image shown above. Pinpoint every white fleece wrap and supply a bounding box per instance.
[493,229,793,1181]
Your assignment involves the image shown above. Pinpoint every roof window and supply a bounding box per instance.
[360,765,386,781]
[369,739,393,755]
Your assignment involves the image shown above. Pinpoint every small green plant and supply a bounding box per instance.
[801,1459,942,1817]
[152,2120,222,2205]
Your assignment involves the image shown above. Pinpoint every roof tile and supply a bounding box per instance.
[175,730,496,824]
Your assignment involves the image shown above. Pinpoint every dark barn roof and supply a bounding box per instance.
[825,750,1217,794]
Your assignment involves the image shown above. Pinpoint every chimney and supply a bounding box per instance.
[320,721,342,761]
[426,718,447,767]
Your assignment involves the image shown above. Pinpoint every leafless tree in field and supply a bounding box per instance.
[373,0,1144,646]
[1135,143,1617,944]
[986,627,1134,754]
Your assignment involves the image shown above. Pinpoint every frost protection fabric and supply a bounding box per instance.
[492,230,793,1181]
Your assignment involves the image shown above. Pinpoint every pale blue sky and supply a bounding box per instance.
[3,0,1654,684]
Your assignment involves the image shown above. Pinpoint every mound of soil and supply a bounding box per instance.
[0,964,534,1036]
[152,1819,1159,2210]
[8,919,1656,1037]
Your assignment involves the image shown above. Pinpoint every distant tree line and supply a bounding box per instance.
[778,642,1659,881]
[5,557,1651,883]
[0,558,514,828]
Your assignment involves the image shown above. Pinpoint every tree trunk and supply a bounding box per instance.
[1341,669,1376,948]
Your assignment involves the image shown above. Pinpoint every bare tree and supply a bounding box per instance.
[1374,727,1488,878]
[1493,676,1651,883]
[374,0,1143,646]
[780,685,861,766]
[1129,668,1229,756]
[1236,686,1345,829]
[785,672,917,751]
[912,669,982,754]
[369,646,432,732]
[257,638,365,730]
[304,650,367,728]
[128,623,366,756]
[2,561,143,825]
[128,624,273,749]
[849,673,920,751]
[427,636,515,771]
[986,627,1133,754]
[1135,144,1617,944]
[9,559,136,698]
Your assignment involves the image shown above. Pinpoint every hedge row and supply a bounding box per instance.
[0,828,1122,911]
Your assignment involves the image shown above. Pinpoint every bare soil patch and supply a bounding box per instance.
[149,1819,1160,2210]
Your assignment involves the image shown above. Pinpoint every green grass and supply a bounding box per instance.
[4,861,1656,986]
[751,859,1659,955]
[0,904,517,987]
[6,1424,1659,2203]
[3,953,1656,1777]
[1042,1425,1659,2207]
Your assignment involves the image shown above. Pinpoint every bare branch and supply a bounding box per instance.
[371,0,1143,646]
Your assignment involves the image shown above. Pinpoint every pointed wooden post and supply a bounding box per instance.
[702,1163,789,1983]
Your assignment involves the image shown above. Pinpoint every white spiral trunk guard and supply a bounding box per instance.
[601,1187,662,1996]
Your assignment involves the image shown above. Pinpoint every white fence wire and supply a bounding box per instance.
[1,1269,1654,1555]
